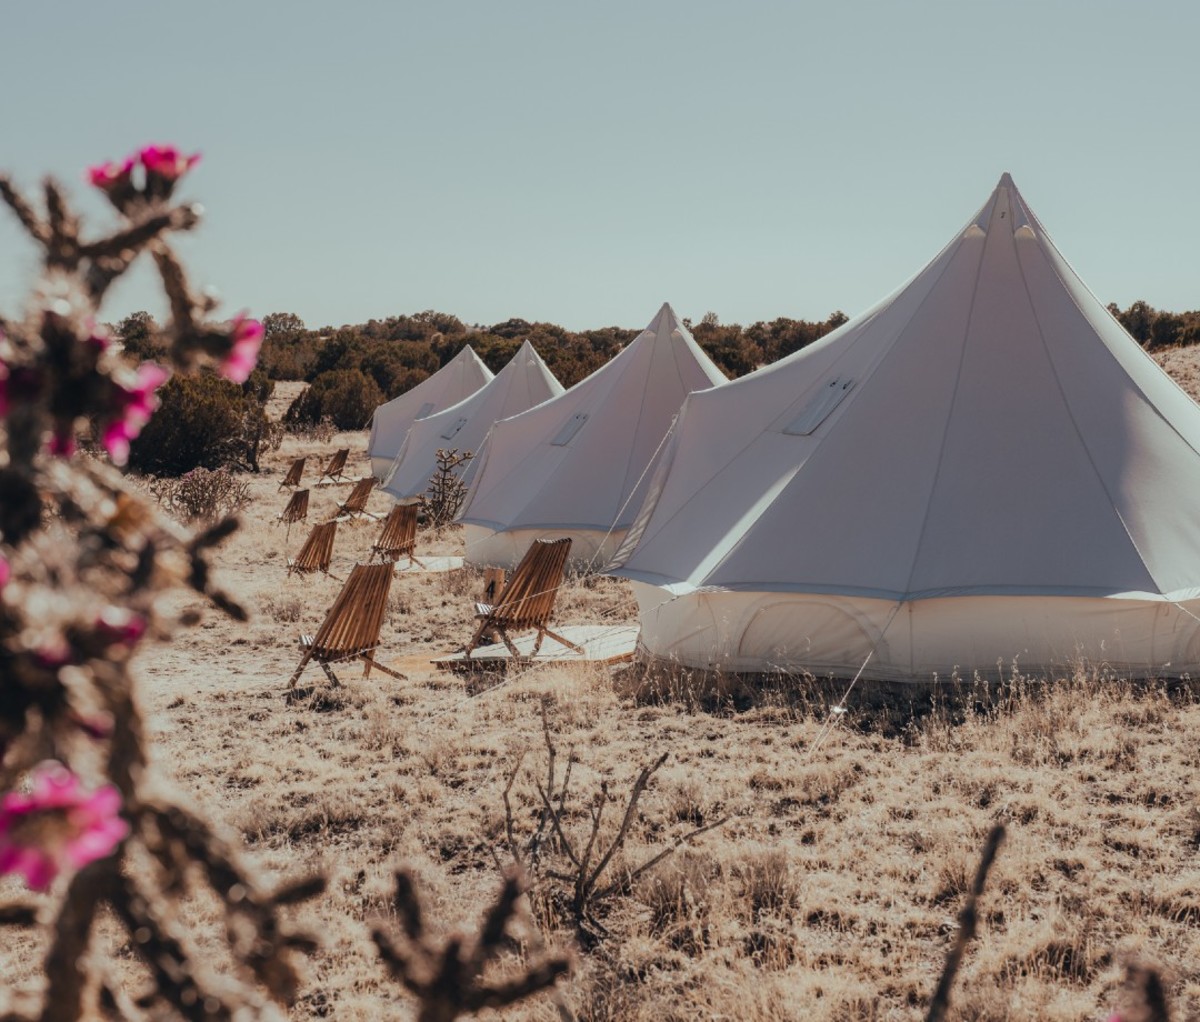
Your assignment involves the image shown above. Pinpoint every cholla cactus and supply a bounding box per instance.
[418,448,473,528]
[0,146,321,1021]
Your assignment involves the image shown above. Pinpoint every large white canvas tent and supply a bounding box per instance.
[380,340,563,501]
[459,303,727,569]
[367,345,493,479]
[607,174,1200,680]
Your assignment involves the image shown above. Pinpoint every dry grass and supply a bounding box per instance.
[4,378,1200,1019]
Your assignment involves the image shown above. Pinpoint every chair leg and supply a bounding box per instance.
[287,650,314,690]
[540,627,585,655]
[465,618,493,659]
[496,627,522,660]
[319,661,341,686]
[360,654,407,681]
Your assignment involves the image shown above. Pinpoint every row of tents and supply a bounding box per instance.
[368,174,1200,681]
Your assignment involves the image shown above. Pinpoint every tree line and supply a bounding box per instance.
[112,299,1199,436]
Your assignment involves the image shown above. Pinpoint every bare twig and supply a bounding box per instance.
[373,867,570,1022]
[925,824,1006,1022]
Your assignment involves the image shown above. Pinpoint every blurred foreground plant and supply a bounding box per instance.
[0,145,322,1021]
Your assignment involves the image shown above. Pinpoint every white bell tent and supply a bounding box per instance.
[380,340,563,501]
[459,303,727,569]
[607,174,1200,680]
[367,345,493,479]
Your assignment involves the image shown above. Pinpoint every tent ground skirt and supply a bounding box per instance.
[630,584,1200,682]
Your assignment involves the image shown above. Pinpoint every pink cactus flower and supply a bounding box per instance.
[95,607,147,648]
[220,313,264,384]
[0,761,129,892]
[0,555,9,590]
[86,325,111,352]
[139,144,201,181]
[103,362,168,466]
[48,425,76,458]
[69,711,114,742]
[86,156,135,190]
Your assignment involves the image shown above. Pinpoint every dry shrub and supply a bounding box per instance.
[263,594,303,623]
[734,849,797,922]
[286,415,337,443]
[638,851,720,956]
[152,465,252,521]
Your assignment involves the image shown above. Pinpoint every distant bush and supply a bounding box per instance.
[285,415,337,443]
[151,466,252,522]
[284,368,382,431]
[128,372,275,476]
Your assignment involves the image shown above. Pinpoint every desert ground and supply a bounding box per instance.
[6,365,1200,1021]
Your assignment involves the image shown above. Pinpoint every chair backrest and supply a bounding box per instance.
[341,477,376,514]
[282,456,306,487]
[322,448,349,478]
[489,538,572,628]
[291,520,337,573]
[279,488,310,523]
[310,562,394,659]
[374,504,418,559]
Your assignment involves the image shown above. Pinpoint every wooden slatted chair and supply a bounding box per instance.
[287,520,338,576]
[276,488,309,525]
[372,503,424,566]
[371,504,424,566]
[287,562,405,689]
[465,538,583,660]
[278,456,306,491]
[317,448,350,485]
[332,477,378,521]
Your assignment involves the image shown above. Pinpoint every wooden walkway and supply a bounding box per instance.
[433,624,639,671]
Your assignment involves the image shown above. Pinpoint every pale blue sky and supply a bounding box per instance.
[1,0,1196,331]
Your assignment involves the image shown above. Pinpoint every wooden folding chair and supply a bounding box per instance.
[465,538,583,660]
[277,488,309,524]
[318,448,350,485]
[278,456,306,491]
[287,563,405,689]
[332,477,379,521]
[370,504,424,567]
[287,520,338,577]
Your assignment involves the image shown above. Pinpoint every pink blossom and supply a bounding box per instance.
[69,711,114,742]
[95,607,147,648]
[139,144,201,181]
[48,425,76,458]
[87,325,111,352]
[0,762,129,892]
[0,359,8,417]
[103,362,168,466]
[0,555,9,590]
[220,313,263,384]
[86,156,135,190]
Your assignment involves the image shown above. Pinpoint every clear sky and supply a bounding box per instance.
[1,0,1197,332]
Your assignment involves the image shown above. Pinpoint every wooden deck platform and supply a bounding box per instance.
[433,624,639,671]
[393,555,465,574]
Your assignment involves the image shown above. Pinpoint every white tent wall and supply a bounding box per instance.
[367,346,493,479]
[380,341,563,501]
[630,585,1200,681]
[609,175,1200,680]
[459,303,727,569]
